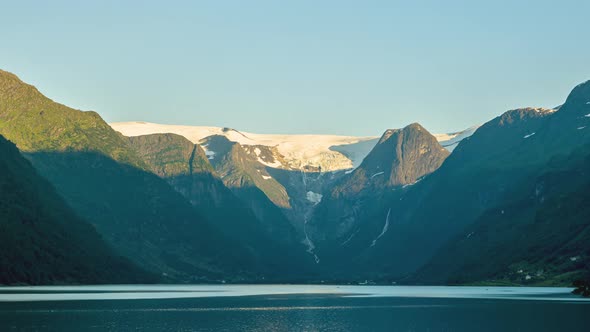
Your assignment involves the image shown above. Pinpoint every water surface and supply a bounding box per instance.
[0,285,588,331]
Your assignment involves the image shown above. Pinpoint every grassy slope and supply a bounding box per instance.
[0,69,260,282]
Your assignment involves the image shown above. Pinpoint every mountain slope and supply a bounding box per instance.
[332,123,449,196]
[414,144,590,285]
[0,70,143,166]
[198,136,312,256]
[202,135,292,209]
[410,82,590,285]
[126,133,314,277]
[306,123,450,268]
[0,135,153,285]
[0,69,262,282]
[356,82,590,281]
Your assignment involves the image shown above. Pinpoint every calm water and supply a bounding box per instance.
[0,285,588,331]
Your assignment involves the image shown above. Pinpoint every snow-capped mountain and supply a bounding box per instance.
[110,122,477,172]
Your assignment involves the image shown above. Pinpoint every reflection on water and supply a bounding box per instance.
[0,285,588,331]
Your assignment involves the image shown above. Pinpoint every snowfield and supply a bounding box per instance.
[434,125,479,152]
[110,122,477,172]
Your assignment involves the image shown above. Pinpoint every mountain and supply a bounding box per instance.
[414,144,590,285]
[332,123,449,195]
[412,81,590,285]
[197,135,313,253]
[0,134,153,285]
[126,133,314,277]
[201,135,292,209]
[306,123,450,270]
[4,67,587,286]
[294,80,588,283]
[343,82,590,283]
[0,69,265,282]
[110,122,474,172]
[111,122,380,172]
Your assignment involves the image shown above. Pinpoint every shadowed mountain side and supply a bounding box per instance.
[306,123,450,267]
[264,167,346,233]
[413,144,590,285]
[126,133,316,278]
[199,135,311,260]
[0,69,282,282]
[25,150,266,282]
[0,135,155,285]
[353,82,590,282]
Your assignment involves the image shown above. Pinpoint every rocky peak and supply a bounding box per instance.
[332,123,449,197]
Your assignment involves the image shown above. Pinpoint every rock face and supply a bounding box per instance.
[306,123,450,267]
[331,123,449,197]
[0,134,153,285]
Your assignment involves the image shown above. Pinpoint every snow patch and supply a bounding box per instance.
[261,175,272,180]
[523,133,536,139]
[402,178,423,188]
[257,158,282,168]
[306,191,323,205]
[370,171,385,179]
[435,125,479,152]
[254,148,261,156]
[371,208,391,247]
[204,150,215,160]
[341,229,360,246]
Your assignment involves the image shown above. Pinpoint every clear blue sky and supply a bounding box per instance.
[1,0,589,135]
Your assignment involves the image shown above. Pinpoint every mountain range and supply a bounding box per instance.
[1,68,588,286]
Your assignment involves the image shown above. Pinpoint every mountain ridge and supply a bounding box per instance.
[110,121,477,172]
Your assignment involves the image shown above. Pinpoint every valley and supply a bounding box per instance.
[1,68,589,286]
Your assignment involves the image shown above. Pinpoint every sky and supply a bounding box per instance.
[1,0,589,136]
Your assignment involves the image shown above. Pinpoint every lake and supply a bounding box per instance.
[0,285,588,331]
